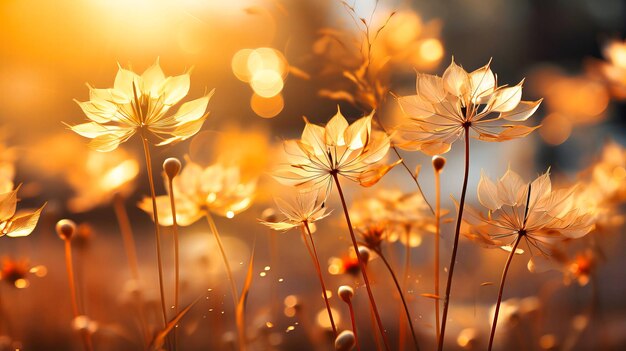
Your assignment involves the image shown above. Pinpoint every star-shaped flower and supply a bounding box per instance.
[394,59,542,155]
[69,59,214,152]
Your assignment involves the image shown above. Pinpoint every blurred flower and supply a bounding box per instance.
[67,149,139,212]
[0,186,45,238]
[273,107,399,193]
[394,59,542,155]
[69,59,214,151]
[574,141,626,230]
[462,169,595,269]
[528,66,609,145]
[350,189,435,248]
[0,257,47,289]
[259,190,330,232]
[139,158,257,225]
[597,39,626,99]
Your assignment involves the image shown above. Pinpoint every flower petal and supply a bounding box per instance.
[5,204,45,237]
[500,99,542,122]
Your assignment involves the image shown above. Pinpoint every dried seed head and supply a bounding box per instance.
[261,208,277,222]
[357,246,370,264]
[338,285,354,303]
[55,219,76,241]
[163,157,182,179]
[334,330,356,351]
[432,155,446,172]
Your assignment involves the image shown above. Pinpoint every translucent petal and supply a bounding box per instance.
[5,204,45,237]
[325,107,349,146]
[160,74,191,106]
[442,59,470,98]
[500,99,542,122]
[477,171,502,210]
[487,82,523,112]
[416,73,446,102]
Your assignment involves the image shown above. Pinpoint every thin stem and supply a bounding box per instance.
[64,240,94,351]
[438,126,470,351]
[332,173,391,351]
[140,135,168,330]
[399,226,411,351]
[113,194,141,282]
[376,249,421,351]
[488,235,522,351]
[204,213,244,348]
[112,193,149,344]
[347,300,361,351]
[391,146,435,216]
[302,222,338,336]
[434,167,442,341]
[167,178,180,351]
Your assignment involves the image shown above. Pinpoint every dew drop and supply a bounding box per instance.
[264,266,271,271]
[260,272,267,277]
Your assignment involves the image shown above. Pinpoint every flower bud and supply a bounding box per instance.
[338,285,354,303]
[163,157,182,179]
[334,330,356,351]
[261,208,277,223]
[357,246,370,264]
[56,219,76,241]
[432,155,446,172]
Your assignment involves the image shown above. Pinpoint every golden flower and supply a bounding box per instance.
[0,186,45,238]
[139,158,256,225]
[394,59,542,155]
[350,189,435,248]
[69,59,214,152]
[67,148,139,212]
[259,190,330,232]
[273,106,399,192]
[574,141,626,230]
[462,169,595,268]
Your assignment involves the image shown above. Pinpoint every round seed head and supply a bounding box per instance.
[357,246,370,264]
[261,208,277,222]
[432,155,446,171]
[55,219,76,241]
[334,330,356,351]
[338,285,354,303]
[163,157,182,179]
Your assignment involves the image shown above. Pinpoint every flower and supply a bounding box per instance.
[350,189,436,248]
[69,59,214,152]
[597,39,626,99]
[259,190,330,232]
[0,257,47,289]
[273,106,399,193]
[574,141,626,230]
[139,158,257,225]
[462,169,595,268]
[394,59,542,155]
[0,186,45,238]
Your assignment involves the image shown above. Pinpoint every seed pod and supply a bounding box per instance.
[432,155,446,172]
[56,219,76,241]
[163,157,182,179]
[357,246,370,264]
[334,330,355,351]
[338,285,354,303]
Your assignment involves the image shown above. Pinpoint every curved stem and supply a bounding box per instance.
[399,227,411,351]
[376,249,421,351]
[391,146,435,215]
[140,135,168,330]
[347,301,361,351]
[302,222,338,336]
[64,240,94,351]
[332,173,391,351]
[438,126,470,351]
[434,167,442,341]
[204,213,244,349]
[488,235,522,351]
[167,178,180,351]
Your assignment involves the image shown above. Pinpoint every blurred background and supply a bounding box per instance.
[1,0,626,350]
